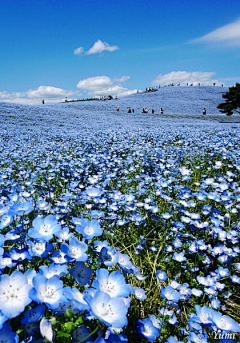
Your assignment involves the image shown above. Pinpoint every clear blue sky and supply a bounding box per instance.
[1,0,240,104]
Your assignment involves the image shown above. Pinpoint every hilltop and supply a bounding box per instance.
[116,86,228,115]
[58,85,229,116]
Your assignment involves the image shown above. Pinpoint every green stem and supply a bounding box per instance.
[78,324,100,343]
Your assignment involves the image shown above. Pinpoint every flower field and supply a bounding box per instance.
[0,94,239,343]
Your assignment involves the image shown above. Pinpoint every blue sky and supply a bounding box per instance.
[1,0,240,104]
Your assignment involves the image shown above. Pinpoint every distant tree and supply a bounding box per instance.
[217,83,240,116]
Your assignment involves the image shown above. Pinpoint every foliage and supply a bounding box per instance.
[217,83,240,115]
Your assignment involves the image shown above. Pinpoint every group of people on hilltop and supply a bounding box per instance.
[116,107,164,114]
[117,107,207,115]
[142,107,164,114]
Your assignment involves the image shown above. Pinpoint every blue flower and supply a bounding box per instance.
[0,213,13,230]
[161,285,181,303]
[117,253,133,273]
[61,237,88,262]
[191,288,203,297]
[28,215,61,241]
[76,218,102,240]
[132,287,147,300]
[99,246,119,267]
[39,263,68,279]
[0,271,32,319]
[63,286,89,312]
[27,240,53,258]
[0,323,19,343]
[40,317,55,342]
[8,248,32,262]
[84,290,128,328]
[0,310,7,330]
[156,270,167,282]
[166,336,184,343]
[215,267,229,278]
[49,250,68,264]
[173,252,186,262]
[188,331,208,343]
[21,304,45,324]
[85,187,102,198]
[92,269,130,298]
[56,227,73,242]
[70,261,93,286]
[10,201,33,216]
[137,317,159,342]
[230,275,240,284]
[210,297,221,310]
[193,305,213,326]
[211,310,240,332]
[29,274,65,310]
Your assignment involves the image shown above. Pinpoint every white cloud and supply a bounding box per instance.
[74,47,84,55]
[152,71,219,86]
[77,75,138,97]
[27,86,75,99]
[77,76,113,91]
[192,19,240,46]
[85,40,119,55]
[0,86,79,105]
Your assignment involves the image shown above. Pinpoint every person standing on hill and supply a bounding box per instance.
[202,108,206,115]
[160,107,163,114]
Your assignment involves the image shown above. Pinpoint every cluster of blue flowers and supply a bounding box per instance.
[0,101,239,342]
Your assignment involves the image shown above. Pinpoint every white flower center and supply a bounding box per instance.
[84,226,94,235]
[39,224,52,235]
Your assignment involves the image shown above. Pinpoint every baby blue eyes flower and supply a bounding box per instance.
[63,287,89,312]
[137,317,160,342]
[70,261,93,286]
[76,219,102,240]
[39,263,68,279]
[21,304,45,325]
[92,269,131,298]
[166,336,184,343]
[132,287,147,300]
[0,213,13,230]
[211,311,240,332]
[0,323,19,343]
[28,215,61,241]
[99,247,119,267]
[215,267,229,278]
[173,252,187,262]
[230,275,240,284]
[10,201,33,216]
[40,317,55,342]
[193,305,213,325]
[191,288,203,297]
[210,297,221,310]
[156,270,167,282]
[28,240,53,258]
[84,290,128,328]
[161,285,181,303]
[0,271,32,319]
[61,237,88,262]
[85,187,102,198]
[29,274,65,310]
